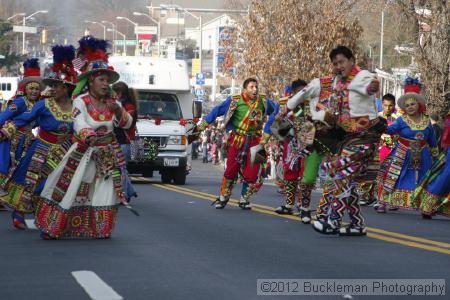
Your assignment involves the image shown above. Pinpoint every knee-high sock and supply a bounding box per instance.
[316,182,333,218]
[328,186,365,228]
[299,182,314,210]
[220,176,236,201]
[346,187,365,227]
[284,179,298,207]
[241,180,263,202]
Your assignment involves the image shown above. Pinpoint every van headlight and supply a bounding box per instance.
[168,135,186,145]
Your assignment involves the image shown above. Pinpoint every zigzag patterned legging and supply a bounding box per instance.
[329,186,365,228]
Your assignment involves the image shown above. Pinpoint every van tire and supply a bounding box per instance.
[161,171,172,183]
[173,168,186,185]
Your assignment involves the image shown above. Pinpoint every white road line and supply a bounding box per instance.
[71,271,123,300]
[24,219,37,230]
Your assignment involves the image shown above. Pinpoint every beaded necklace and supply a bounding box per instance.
[46,98,72,122]
[23,96,35,111]
[403,114,428,130]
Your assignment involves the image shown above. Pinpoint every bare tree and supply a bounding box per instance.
[395,0,449,116]
[232,0,363,96]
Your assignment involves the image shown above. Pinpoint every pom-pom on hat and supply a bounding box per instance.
[398,77,426,109]
[19,58,43,89]
[43,45,78,87]
[74,35,119,84]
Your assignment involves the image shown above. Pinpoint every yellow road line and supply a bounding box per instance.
[366,227,450,249]
[161,183,450,249]
[151,183,450,255]
[154,184,301,221]
[154,184,238,208]
[158,183,283,212]
[367,233,450,255]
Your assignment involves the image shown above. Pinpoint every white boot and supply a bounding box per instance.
[238,196,252,210]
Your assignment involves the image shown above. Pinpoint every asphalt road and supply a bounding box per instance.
[0,160,449,300]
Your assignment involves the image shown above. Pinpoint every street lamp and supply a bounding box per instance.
[116,16,138,26]
[116,16,139,55]
[133,11,161,57]
[379,0,393,69]
[7,13,25,21]
[159,4,202,72]
[107,28,126,55]
[102,20,116,53]
[85,20,106,39]
[22,10,48,54]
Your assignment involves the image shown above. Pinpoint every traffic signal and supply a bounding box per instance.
[41,28,47,44]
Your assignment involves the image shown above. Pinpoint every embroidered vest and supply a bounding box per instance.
[316,76,334,111]
[223,94,267,132]
[81,94,114,122]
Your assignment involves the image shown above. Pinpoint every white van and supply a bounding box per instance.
[0,77,19,110]
[109,56,201,185]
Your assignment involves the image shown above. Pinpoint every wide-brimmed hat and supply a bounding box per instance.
[43,45,78,88]
[74,35,119,84]
[397,77,426,109]
[19,58,44,89]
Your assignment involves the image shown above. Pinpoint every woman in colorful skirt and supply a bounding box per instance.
[0,46,76,229]
[35,36,132,239]
[0,58,43,226]
[378,78,439,213]
[412,111,450,218]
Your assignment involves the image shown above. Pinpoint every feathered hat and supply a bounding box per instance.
[43,45,77,87]
[74,35,119,83]
[19,58,43,89]
[398,77,426,109]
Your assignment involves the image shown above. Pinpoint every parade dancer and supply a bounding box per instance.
[0,46,76,230]
[289,46,383,236]
[378,78,438,214]
[272,86,291,194]
[0,59,43,226]
[284,77,337,224]
[35,36,132,239]
[273,79,319,223]
[293,80,324,224]
[198,78,276,210]
[413,110,450,218]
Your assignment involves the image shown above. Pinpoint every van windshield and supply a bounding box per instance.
[137,92,182,120]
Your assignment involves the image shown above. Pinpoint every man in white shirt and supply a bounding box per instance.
[287,46,384,236]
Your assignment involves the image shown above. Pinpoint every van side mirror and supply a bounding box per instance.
[192,100,202,118]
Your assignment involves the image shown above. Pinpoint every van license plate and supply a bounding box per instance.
[163,158,179,167]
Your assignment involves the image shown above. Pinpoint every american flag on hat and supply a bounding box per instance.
[72,57,86,71]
